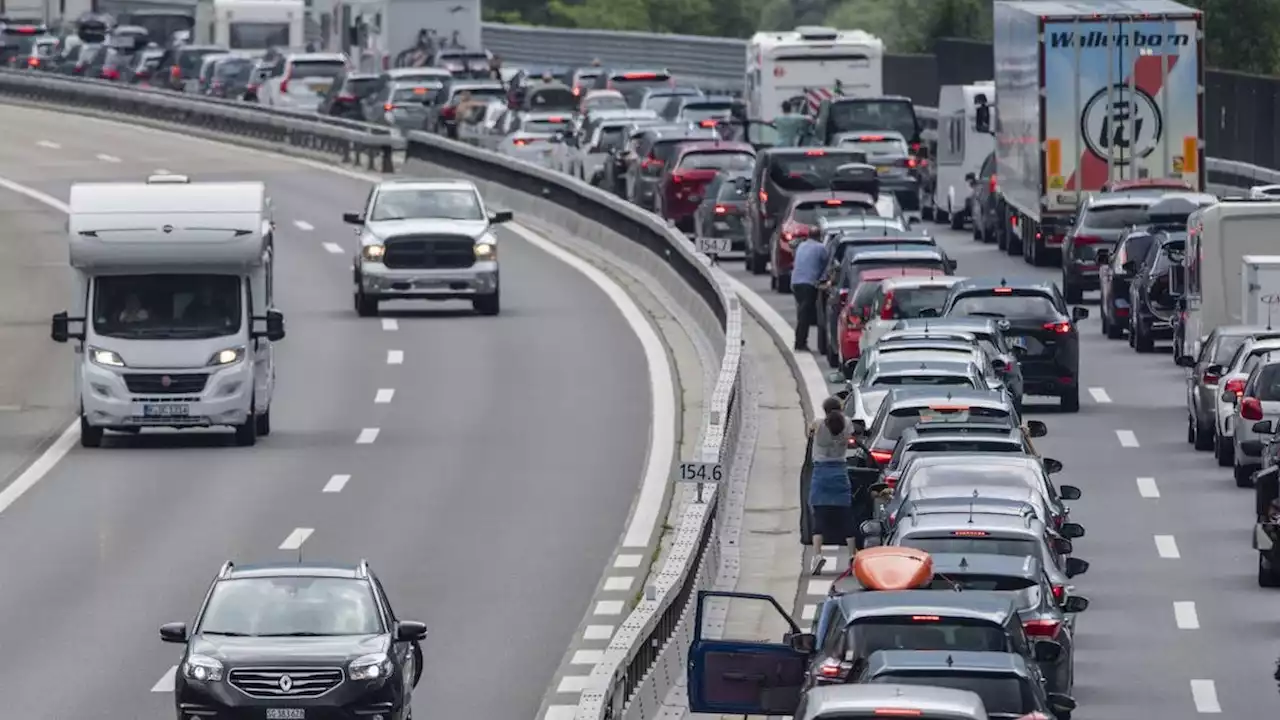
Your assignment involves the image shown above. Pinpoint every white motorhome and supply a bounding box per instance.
[745,26,884,122]
[932,82,996,228]
[1179,200,1280,360]
[194,0,305,52]
[327,0,482,72]
[51,175,284,448]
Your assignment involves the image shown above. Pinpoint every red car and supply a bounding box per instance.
[834,267,941,365]
[657,141,755,233]
[771,191,877,293]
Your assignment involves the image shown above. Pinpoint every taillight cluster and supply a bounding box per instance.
[1043,321,1071,334]
[1023,618,1061,638]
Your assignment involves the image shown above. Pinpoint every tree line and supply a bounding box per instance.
[484,0,1280,76]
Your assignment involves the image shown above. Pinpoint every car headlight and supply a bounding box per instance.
[348,652,392,681]
[362,244,386,261]
[474,242,495,259]
[182,654,223,682]
[89,347,125,367]
[207,346,246,366]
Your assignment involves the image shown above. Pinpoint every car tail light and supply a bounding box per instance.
[989,174,997,193]
[170,65,180,81]
[246,82,258,92]
[28,57,39,68]
[1044,321,1071,334]
[384,103,395,112]
[879,291,896,320]
[1225,378,1246,397]
[805,149,825,156]
[73,63,85,73]
[884,474,899,488]
[672,169,716,184]
[1202,368,1220,385]
[1115,306,1130,318]
[698,119,717,128]
[816,658,853,682]
[869,449,893,465]
[513,138,535,146]
[279,71,292,93]
[1051,585,1065,602]
[102,67,119,80]
[440,106,456,120]
[825,199,844,206]
[714,205,728,214]
[906,157,917,168]
[1072,234,1103,245]
[1023,619,1061,638]
[911,615,940,621]
[641,157,663,170]
[337,92,356,102]
[572,85,581,96]
[1241,396,1264,421]
[838,288,849,302]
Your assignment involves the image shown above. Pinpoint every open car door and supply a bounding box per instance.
[687,591,810,715]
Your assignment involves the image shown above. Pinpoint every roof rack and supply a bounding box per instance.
[356,559,370,578]
[218,561,235,579]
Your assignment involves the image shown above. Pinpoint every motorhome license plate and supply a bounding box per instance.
[266,710,304,720]
[143,404,189,417]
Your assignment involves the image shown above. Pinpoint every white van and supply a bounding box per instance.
[51,175,284,448]
[195,0,305,51]
[931,82,996,229]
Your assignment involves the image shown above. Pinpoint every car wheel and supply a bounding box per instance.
[354,289,379,317]
[234,402,258,447]
[473,290,500,316]
[255,408,271,437]
[1259,554,1280,587]
[1060,387,1080,412]
[1234,462,1255,488]
[1134,319,1154,352]
[1215,432,1234,466]
[949,204,964,230]
[80,412,103,448]
[1194,416,1214,451]
[935,208,949,225]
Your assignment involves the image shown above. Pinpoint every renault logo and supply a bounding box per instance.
[160,375,171,388]
[279,674,293,692]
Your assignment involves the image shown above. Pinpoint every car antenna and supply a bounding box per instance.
[946,654,954,668]
[968,488,978,524]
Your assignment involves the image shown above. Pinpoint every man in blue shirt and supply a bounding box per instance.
[790,234,828,350]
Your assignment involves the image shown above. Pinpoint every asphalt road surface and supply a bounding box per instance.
[719,218,1278,718]
[0,104,652,719]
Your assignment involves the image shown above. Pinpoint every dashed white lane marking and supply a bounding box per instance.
[293,220,314,231]
[356,428,380,444]
[374,388,395,404]
[150,666,177,692]
[1116,429,1140,447]
[613,554,642,568]
[1088,387,1112,403]
[386,350,404,365]
[96,153,121,162]
[1155,534,1181,558]
[583,625,613,640]
[321,242,344,254]
[603,576,633,591]
[36,140,60,149]
[801,604,817,621]
[556,675,590,693]
[1190,679,1221,713]
[544,706,579,720]
[323,474,350,493]
[1174,601,1200,629]
[571,649,605,665]
[279,527,314,550]
[381,318,398,331]
[806,579,830,596]
[594,600,625,616]
[1136,477,1160,498]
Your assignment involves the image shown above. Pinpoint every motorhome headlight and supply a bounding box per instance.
[362,244,386,261]
[207,346,246,367]
[89,347,125,367]
[475,241,495,259]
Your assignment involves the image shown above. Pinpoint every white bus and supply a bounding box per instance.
[195,0,305,52]
[745,26,884,122]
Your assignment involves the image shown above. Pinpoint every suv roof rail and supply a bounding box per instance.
[356,559,370,578]
[218,561,235,579]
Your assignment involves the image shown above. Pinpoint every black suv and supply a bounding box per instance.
[1059,196,1155,302]
[942,278,1087,411]
[162,560,426,719]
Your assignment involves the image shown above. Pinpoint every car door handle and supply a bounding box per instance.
[722,671,766,683]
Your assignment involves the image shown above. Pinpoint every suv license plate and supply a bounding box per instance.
[143,404,189,417]
[266,710,305,720]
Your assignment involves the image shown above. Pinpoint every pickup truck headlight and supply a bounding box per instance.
[89,347,125,367]
[207,346,246,366]
[475,242,495,259]
[362,244,386,261]
[349,652,392,680]
[182,654,223,682]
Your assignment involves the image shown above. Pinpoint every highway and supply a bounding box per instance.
[0,104,653,719]
[722,219,1277,717]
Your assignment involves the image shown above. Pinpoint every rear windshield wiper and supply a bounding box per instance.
[966,311,1007,318]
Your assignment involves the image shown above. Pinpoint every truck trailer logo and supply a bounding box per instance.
[1080,84,1162,165]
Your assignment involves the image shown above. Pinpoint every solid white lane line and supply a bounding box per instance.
[594,600,625,616]
[293,220,314,231]
[279,528,314,550]
[1190,679,1221,713]
[1088,387,1112,403]
[1155,534,1181,558]
[150,666,177,692]
[571,649,605,665]
[96,153,121,162]
[374,388,395,404]
[506,223,677,550]
[323,474,351,493]
[0,421,77,515]
[557,675,590,693]
[1116,429,1140,447]
[356,428,380,444]
[0,175,70,212]
[583,625,613,641]
[321,242,344,254]
[381,318,398,331]
[386,350,404,365]
[603,576,633,591]
[1174,601,1200,629]
[614,554,642,568]
[1136,477,1160,498]
[36,140,61,149]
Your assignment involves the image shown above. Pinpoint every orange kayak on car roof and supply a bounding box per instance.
[852,546,933,590]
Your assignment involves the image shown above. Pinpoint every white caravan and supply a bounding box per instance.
[1179,199,1280,360]
[51,175,284,448]
[745,26,884,122]
[932,82,996,227]
[195,0,305,52]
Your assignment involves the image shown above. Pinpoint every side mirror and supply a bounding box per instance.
[1071,306,1089,321]
[1061,595,1089,613]
[946,258,958,272]
[396,620,429,641]
[1121,260,1138,274]
[1058,484,1081,501]
[1254,420,1275,434]
[835,389,850,400]
[1064,557,1089,578]
[51,311,69,343]
[1026,420,1048,438]
[860,519,883,538]
[342,212,364,225]
[1175,355,1196,368]
[1042,458,1064,475]
[850,419,867,435]
[1053,538,1074,555]
[1047,693,1077,717]
[1094,248,1110,265]
[786,631,816,653]
[964,172,976,184]
[1059,522,1085,539]
[489,210,513,224]
[159,622,188,643]
[1033,639,1063,663]
[253,309,285,342]
[827,370,846,385]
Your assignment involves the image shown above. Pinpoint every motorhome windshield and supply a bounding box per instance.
[229,22,289,49]
[93,275,242,339]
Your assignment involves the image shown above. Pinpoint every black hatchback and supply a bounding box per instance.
[943,278,1088,411]
[1060,196,1156,302]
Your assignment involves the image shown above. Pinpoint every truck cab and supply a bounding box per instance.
[51,175,284,448]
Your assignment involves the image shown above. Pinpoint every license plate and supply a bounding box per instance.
[266,710,305,720]
[143,404,189,417]
[713,221,731,230]
[308,81,331,94]
[1010,336,1029,349]
[696,236,732,255]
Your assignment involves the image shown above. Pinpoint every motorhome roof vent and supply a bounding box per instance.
[795,26,839,41]
[146,174,190,184]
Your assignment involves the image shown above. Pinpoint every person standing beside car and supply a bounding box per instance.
[807,396,857,574]
[791,233,827,351]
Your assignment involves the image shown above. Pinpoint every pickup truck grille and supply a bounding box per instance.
[382,235,475,270]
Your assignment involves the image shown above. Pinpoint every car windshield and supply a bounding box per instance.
[291,59,344,79]
[595,126,627,151]
[681,102,735,122]
[768,151,867,191]
[199,577,383,636]
[93,274,241,339]
[1122,233,1156,265]
[371,188,483,221]
[524,118,571,134]
[829,99,918,139]
[872,374,975,387]
[586,95,628,111]
[1255,364,1280,400]
[882,406,1010,440]
[848,617,1009,655]
[901,536,1040,558]
[678,151,755,171]
[793,201,871,225]
[392,84,441,102]
[927,574,1037,592]
[869,673,1032,717]
[215,60,254,81]
[948,292,1058,320]
[890,286,953,317]
[179,48,223,73]
[1083,204,1150,229]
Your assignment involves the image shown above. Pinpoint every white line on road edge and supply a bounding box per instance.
[323,474,350,493]
[1173,601,1200,629]
[1116,429,1140,447]
[506,223,676,550]
[386,350,404,365]
[381,318,398,331]
[0,175,71,212]
[150,666,177,692]
[96,153,121,162]
[294,220,314,231]
[1088,387,1112,403]
[36,140,60,149]
[356,428,380,444]
[374,388,394,403]
[1155,534,1181,558]
[582,625,613,640]
[321,242,344,254]
[1136,477,1160,498]
[0,421,77,515]
[1190,679,1221,713]
[279,527,314,550]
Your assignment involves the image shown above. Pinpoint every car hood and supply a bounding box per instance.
[191,633,388,664]
[365,218,489,240]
